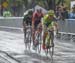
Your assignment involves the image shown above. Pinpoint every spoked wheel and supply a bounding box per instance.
[28,30,32,50]
[33,31,41,53]
[44,48,48,57]
[24,29,27,50]
[37,33,42,53]
[37,42,41,53]
[49,38,54,62]
[45,30,54,60]
[25,38,28,50]
[44,43,54,61]
[25,28,32,50]
[49,46,54,60]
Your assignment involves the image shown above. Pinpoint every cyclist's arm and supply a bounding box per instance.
[42,17,48,31]
[23,16,27,29]
[32,13,36,29]
[52,16,59,31]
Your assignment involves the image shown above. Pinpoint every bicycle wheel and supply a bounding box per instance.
[27,28,32,50]
[24,28,27,50]
[49,32,54,60]
[44,34,49,56]
[45,31,54,59]
[24,29,26,43]
[33,31,40,51]
[37,33,42,53]
[25,28,32,50]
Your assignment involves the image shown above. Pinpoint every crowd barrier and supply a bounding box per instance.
[0,17,23,28]
[58,19,75,33]
[57,19,75,41]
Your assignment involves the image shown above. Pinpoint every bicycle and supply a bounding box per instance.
[33,27,42,53]
[24,25,32,50]
[44,29,54,60]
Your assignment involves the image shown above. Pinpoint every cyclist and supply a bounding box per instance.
[32,9,44,47]
[42,10,58,49]
[23,9,33,39]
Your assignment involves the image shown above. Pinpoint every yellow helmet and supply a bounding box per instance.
[48,10,54,16]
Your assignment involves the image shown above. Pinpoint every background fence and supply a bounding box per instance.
[0,17,23,28]
[58,19,75,34]
[57,19,75,41]
[0,17,75,34]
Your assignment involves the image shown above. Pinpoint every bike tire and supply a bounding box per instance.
[49,32,54,60]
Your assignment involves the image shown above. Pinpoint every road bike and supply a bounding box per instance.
[33,27,42,53]
[24,25,32,50]
[44,29,54,60]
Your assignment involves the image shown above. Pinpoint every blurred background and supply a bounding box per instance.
[0,0,70,17]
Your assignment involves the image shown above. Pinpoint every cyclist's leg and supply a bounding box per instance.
[23,23,27,41]
[32,24,38,46]
[24,29,26,39]
[32,28,35,45]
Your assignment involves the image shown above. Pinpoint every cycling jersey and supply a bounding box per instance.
[43,14,54,28]
[32,12,43,29]
[23,14,32,26]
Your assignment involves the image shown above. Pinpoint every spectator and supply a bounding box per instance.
[61,7,69,19]
[55,5,69,20]
[55,6,61,18]
[3,8,12,17]
[69,5,75,19]
[11,3,17,16]
[55,6,63,20]
[0,5,1,16]
[0,4,3,16]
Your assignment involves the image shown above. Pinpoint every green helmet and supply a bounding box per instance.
[48,10,54,16]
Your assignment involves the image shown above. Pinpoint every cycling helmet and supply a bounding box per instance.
[28,9,33,15]
[48,10,54,16]
[24,9,33,16]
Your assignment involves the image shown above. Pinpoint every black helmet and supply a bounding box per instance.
[24,9,33,16]
[28,9,33,15]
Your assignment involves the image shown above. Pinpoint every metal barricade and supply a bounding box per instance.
[0,17,23,28]
[57,19,75,42]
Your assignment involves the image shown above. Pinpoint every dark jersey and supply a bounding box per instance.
[23,14,32,25]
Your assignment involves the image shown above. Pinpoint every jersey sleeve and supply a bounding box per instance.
[32,13,36,24]
[23,14,27,21]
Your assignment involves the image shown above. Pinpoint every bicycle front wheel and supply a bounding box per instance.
[49,32,54,60]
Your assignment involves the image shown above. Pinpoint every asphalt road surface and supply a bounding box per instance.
[0,27,75,63]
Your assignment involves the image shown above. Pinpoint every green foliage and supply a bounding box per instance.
[1,0,70,10]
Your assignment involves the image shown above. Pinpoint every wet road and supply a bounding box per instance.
[0,28,75,63]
